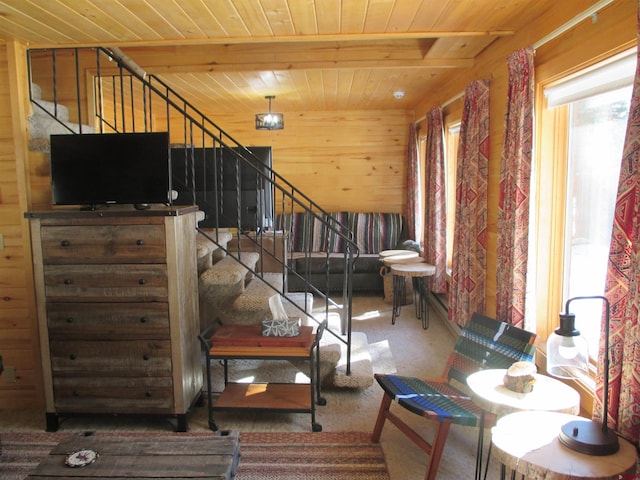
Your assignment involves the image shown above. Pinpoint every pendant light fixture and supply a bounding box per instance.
[255,95,284,130]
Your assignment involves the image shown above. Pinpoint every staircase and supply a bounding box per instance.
[26,46,374,388]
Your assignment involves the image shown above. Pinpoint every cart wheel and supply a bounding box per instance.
[312,423,322,432]
[317,397,327,406]
[208,419,218,431]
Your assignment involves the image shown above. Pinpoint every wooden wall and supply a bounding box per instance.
[0,41,44,409]
[189,109,411,213]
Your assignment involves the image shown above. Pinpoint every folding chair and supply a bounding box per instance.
[371,312,537,480]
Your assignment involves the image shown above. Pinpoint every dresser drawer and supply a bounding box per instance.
[49,340,172,377]
[41,224,166,264]
[47,302,170,340]
[44,264,168,302]
[53,376,174,413]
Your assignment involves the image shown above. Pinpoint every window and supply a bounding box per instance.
[534,50,635,361]
[445,122,460,272]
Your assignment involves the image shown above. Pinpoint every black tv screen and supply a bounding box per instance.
[50,132,171,207]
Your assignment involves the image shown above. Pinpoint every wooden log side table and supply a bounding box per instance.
[467,369,581,417]
[389,263,435,329]
[26,431,241,479]
[378,250,421,306]
[467,369,581,480]
[491,411,637,479]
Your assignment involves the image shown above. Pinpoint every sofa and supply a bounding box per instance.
[276,211,411,293]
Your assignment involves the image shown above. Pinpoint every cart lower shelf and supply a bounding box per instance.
[214,382,312,410]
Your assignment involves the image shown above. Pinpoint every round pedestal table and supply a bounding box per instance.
[491,411,637,479]
[389,262,435,329]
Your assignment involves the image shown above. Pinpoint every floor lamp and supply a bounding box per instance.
[546,295,619,455]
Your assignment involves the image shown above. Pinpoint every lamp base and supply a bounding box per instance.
[559,419,620,456]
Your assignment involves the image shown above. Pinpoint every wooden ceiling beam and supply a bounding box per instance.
[145,58,474,74]
[27,30,514,49]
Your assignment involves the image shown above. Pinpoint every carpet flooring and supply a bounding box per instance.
[0,430,389,480]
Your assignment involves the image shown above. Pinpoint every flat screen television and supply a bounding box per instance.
[50,132,171,208]
[171,145,273,230]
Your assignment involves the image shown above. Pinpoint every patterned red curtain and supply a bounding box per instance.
[424,106,448,294]
[598,6,640,444]
[449,80,490,327]
[496,47,534,328]
[405,123,419,241]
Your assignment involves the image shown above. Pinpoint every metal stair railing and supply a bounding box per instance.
[26,46,359,374]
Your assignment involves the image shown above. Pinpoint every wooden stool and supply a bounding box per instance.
[390,263,435,329]
[378,250,421,305]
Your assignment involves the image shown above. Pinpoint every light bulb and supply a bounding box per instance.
[557,335,579,359]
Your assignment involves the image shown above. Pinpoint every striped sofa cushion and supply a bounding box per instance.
[276,212,403,255]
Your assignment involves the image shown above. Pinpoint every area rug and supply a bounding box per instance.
[0,430,389,480]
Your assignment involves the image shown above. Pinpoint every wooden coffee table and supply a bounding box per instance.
[26,431,241,479]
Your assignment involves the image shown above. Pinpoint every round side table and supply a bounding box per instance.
[378,250,421,307]
[467,369,581,480]
[491,411,637,479]
[389,262,435,329]
[467,369,581,416]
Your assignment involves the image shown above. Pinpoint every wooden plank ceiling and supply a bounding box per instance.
[0,0,583,112]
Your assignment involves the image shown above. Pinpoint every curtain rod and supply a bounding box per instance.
[414,0,615,126]
[531,0,614,50]
[414,91,463,124]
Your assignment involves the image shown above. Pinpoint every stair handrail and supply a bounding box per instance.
[27,45,360,374]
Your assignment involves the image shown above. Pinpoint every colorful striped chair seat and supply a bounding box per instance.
[371,312,537,480]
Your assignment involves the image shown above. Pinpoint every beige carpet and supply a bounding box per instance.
[0,294,499,480]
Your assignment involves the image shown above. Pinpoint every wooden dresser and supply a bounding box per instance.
[26,206,202,431]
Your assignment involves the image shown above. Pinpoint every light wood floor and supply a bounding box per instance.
[0,294,500,479]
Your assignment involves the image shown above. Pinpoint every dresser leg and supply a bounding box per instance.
[45,412,59,432]
[175,414,188,432]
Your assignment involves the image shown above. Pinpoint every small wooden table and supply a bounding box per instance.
[390,262,436,329]
[27,431,241,479]
[467,369,581,480]
[467,369,581,416]
[199,322,326,432]
[491,411,637,479]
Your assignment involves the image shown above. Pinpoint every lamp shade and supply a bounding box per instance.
[546,312,589,379]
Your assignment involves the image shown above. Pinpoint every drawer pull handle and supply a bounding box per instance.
[64,279,72,285]
[61,240,70,247]
[143,354,150,360]
[136,239,144,246]
[140,316,148,323]
[66,317,74,323]
[138,278,146,285]
[145,391,152,397]
[69,354,76,360]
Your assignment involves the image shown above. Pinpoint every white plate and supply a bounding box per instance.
[65,449,99,468]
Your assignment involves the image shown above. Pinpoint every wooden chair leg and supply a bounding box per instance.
[423,419,452,480]
[371,392,393,442]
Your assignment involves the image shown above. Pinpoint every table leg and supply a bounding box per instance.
[391,275,405,325]
[475,411,485,480]
[204,352,218,432]
[419,277,429,329]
